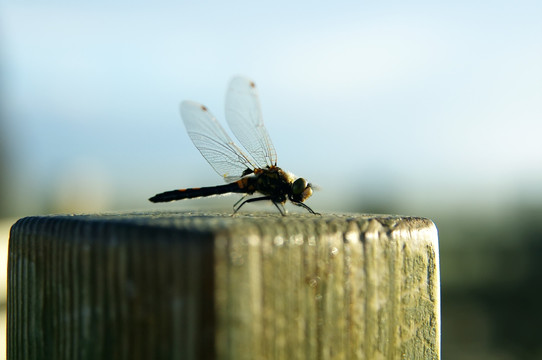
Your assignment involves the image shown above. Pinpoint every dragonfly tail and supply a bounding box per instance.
[149,182,244,203]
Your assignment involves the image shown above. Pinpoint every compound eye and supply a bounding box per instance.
[292,178,308,195]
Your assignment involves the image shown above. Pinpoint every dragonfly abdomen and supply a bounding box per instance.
[149,182,247,203]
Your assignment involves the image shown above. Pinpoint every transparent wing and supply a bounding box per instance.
[180,100,256,182]
[225,76,278,168]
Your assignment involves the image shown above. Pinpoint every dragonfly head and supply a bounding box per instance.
[291,177,313,202]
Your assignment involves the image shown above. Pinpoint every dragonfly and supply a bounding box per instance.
[149,76,318,216]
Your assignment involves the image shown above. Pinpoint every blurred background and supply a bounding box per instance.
[1,1,541,358]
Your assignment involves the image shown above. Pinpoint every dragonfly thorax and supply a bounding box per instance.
[249,167,314,205]
[249,167,291,201]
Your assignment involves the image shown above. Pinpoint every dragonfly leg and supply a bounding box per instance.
[272,202,287,216]
[233,194,249,210]
[233,196,279,215]
[292,201,321,215]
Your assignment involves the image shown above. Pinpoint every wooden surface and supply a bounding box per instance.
[8,212,440,360]
[0,218,15,360]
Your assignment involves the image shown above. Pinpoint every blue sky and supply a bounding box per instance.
[1,1,541,215]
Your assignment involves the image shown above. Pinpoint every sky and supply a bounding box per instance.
[1,1,541,216]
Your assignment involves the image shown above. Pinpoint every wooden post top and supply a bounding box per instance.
[12,210,437,238]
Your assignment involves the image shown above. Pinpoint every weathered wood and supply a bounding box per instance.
[8,212,440,359]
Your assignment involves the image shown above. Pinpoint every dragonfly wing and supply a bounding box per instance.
[180,100,256,182]
[225,76,278,168]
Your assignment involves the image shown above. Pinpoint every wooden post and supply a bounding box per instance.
[8,212,440,359]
